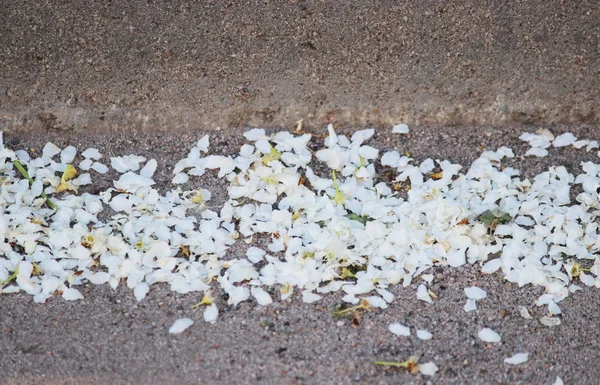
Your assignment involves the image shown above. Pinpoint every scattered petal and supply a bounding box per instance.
[301,291,321,303]
[417,284,432,303]
[172,173,189,184]
[43,142,61,158]
[169,318,194,334]
[134,283,150,301]
[251,286,273,306]
[525,147,548,157]
[553,132,577,147]
[392,124,410,134]
[418,362,438,376]
[82,148,102,160]
[62,288,84,301]
[464,299,477,312]
[203,304,219,324]
[416,329,433,340]
[539,316,561,327]
[389,323,411,336]
[478,328,501,343]
[60,146,77,164]
[91,162,109,174]
[504,352,529,365]
[464,286,487,300]
[519,306,533,320]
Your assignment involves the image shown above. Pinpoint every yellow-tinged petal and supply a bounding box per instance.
[62,164,77,181]
[56,164,78,193]
[191,294,213,308]
[332,170,345,205]
[262,146,281,165]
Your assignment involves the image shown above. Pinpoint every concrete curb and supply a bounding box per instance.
[1,1,599,131]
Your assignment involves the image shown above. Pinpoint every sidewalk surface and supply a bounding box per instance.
[1,1,599,131]
[1,125,599,385]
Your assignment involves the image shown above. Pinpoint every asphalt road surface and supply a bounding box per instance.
[1,124,599,385]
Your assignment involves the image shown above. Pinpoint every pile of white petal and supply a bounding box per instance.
[1,126,600,327]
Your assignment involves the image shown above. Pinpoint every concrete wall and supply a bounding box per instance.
[1,0,599,132]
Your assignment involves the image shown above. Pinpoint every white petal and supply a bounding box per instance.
[301,291,321,303]
[43,142,61,158]
[525,147,548,157]
[31,180,43,197]
[169,318,194,334]
[79,158,93,170]
[504,352,529,365]
[197,135,210,152]
[580,272,595,286]
[381,151,400,167]
[359,145,379,159]
[134,282,150,301]
[416,329,433,340]
[464,299,477,312]
[15,150,30,162]
[350,129,374,144]
[88,272,110,285]
[376,288,395,303]
[419,158,435,173]
[364,296,388,309]
[251,287,273,306]
[552,377,564,385]
[60,146,77,164]
[417,284,432,303]
[553,132,577,147]
[464,286,487,300]
[203,304,219,324]
[114,172,155,192]
[91,162,109,174]
[419,362,438,376]
[481,259,502,274]
[110,155,146,173]
[325,124,338,146]
[62,288,84,301]
[519,306,533,320]
[140,159,158,178]
[478,328,501,343]
[392,123,409,134]
[244,128,267,141]
[548,301,561,316]
[82,148,102,160]
[172,173,189,184]
[572,140,590,149]
[388,322,411,336]
[540,316,561,327]
[246,247,266,263]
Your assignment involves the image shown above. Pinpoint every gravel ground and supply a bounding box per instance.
[1,125,599,385]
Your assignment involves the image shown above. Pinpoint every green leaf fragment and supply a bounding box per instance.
[346,213,373,225]
[12,160,57,210]
[0,269,18,287]
[340,267,356,279]
[332,170,345,205]
[478,209,512,226]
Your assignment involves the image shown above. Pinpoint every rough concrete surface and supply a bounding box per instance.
[1,1,599,132]
[1,125,600,385]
